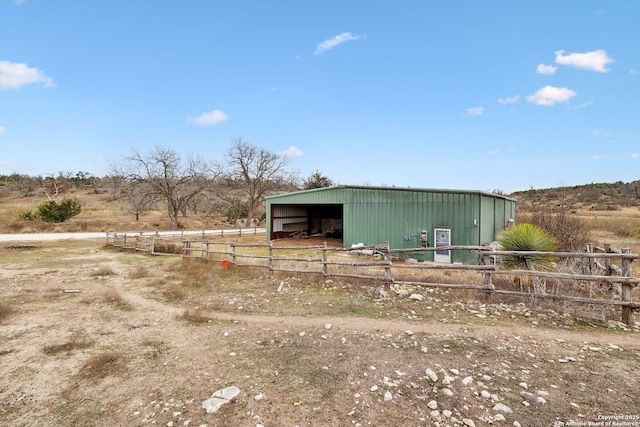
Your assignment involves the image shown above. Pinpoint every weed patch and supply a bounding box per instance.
[78,351,125,381]
[43,334,94,356]
[0,302,17,323]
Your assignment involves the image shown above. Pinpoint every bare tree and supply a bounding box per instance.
[117,146,213,230]
[221,138,294,227]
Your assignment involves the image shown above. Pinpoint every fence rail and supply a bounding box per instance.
[105,233,639,326]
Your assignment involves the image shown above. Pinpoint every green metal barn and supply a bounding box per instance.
[266,185,516,263]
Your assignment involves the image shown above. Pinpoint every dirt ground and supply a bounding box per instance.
[1,238,640,427]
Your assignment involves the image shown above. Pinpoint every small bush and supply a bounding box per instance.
[36,198,82,223]
[18,211,38,221]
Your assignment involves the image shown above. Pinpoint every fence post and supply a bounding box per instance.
[587,243,595,274]
[231,242,237,265]
[150,236,155,255]
[604,243,612,275]
[621,248,634,326]
[268,241,274,275]
[482,249,494,303]
[205,241,210,259]
[322,242,328,276]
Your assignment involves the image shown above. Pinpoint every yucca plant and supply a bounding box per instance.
[496,223,557,294]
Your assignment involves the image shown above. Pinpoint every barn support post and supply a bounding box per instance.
[621,248,634,326]
[322,242,328,276]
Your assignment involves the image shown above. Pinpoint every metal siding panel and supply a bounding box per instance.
[268,187,516,263]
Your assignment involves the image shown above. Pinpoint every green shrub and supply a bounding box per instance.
[18,211,38,221]
[36,198,82,223]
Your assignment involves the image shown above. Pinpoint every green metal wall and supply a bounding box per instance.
[267,186,516,263]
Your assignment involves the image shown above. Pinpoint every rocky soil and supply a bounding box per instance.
[1,240,639,427]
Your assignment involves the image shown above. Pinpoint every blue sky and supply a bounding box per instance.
[1,1,638,193]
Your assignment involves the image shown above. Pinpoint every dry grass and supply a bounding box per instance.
[78,351,126,381]
[101,288,134,311]
[42,333,94,356]
[179,307,215,324]
[89,266,117,277]
[0,302,17,323]
[128,264,150,278]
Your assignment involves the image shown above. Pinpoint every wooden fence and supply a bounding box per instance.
[105,234,639,326]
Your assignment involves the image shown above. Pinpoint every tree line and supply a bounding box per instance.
[0,138,334,229]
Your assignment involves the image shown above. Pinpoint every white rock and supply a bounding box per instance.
[519,382,528,389]
[493,403,513,414]
[536,396,547,404]
[494,414,506,422]
[427,400,438,410]
[254,393,264,401]
[409,294,424,301]
[443,375,455,385]
[537,390,549,397]
[513,422,522,427]
[450,368,460,375]
[463,418,477,427]
[384,391,393,401]
[443,409,453,418]
[442,388,453,396]
[481,390,491,399]
[370,385,379,392]
[324,323,332,330]
[405,330,414,336]
[425,368,438,382]
[588,346,602,352]
[462,376,474,386]
[202,386,241,414]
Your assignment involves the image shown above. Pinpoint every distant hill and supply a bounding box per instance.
[509,180,640,212]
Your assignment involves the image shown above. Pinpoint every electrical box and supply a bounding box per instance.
[419,230,429,247]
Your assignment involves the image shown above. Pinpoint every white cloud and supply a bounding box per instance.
[466,106,484,116]
[487,149,500,156]
[187,109,228,126]
[592,128,611,137]
[280,146,304,158]
[536,63,557,75]
[572,100,593,109]
[14,0,26,4]
[315,32,361,55]
[0,125,5,134]
[0,60,55,89]
[526,85,576,106]
[498,95,519,104]
[555,49,614,73]
[631,153,639,159]
[630,69,638,75]
[593,154,602,160]
[0,161,22,168]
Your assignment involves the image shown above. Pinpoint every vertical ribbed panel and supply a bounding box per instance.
[267,186,516,263]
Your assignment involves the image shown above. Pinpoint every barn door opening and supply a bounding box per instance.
[434,228,451,263]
